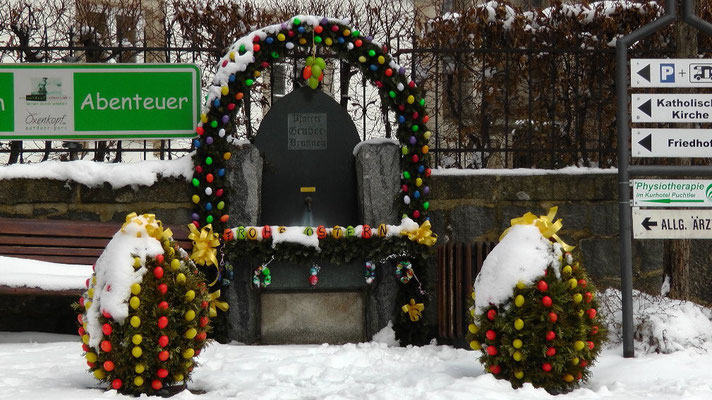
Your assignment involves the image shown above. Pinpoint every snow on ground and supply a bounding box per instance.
[0,256,91,291]
[0,331,711,400]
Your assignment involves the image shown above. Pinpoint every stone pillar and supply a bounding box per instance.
[222,142,263,343]
[354,140,401,226]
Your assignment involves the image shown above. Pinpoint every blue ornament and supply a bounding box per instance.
[369,64,378,71]
[193,139,201,148]
[298,26,306,33]
[205,203,213,211]
[218,168,225,177]
[213,99,220,107]
[337,37,345,44]
[265,37,274,44]
[414,190,420,199]
[418,165,425,173]
[398,115,406,124]
[229,74,236,82]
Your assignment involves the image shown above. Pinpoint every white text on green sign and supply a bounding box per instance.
[632,179,712,207]
[0,64,200,140]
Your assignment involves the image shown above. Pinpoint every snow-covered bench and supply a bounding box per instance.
[0,217,192,296]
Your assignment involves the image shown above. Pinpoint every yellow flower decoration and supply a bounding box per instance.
[402,220,437,246]
[208,290,229,317]
[188,224,221,266]
[401,298,425,322]
[499,206,574,252]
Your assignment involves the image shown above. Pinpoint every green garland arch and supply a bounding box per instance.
[190,15,434,236]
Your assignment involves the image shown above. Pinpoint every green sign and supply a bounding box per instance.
[632,179,712,207]
[0,64,200,140]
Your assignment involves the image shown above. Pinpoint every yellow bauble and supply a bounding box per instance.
[132,346,143,358]
[468,323,479,334]
[177,273,187,284]
[574,341,585,351]
[134,376,144,386]
[513,339,523,349]
[563,374,574,382]
[170,259,181,271]
[562,265,572,275]
[133,257,141,268]
[185,290,196,302]
[82,334,90,344]
[573,293,583,303]
[129,296,140,310]
[512,351,522,361]
[130,316,141,328]
[130,283,141,295]
[516,281,526,290]
[131,334,142,345]
[185,310,196,321]
[578,309,585,317]
[85,352,97,363]
[185,328,197,339]
[184,361,193,369]
[93,369,106,379]
[514,295,525,307]
[571,357,580,365]
[514,371,524,379]
[568,278,578,289]
[470,309,475,317]
[173,374,184,382]
[514,319,524,330]
[135,363,145,374]
[85,301,92,309]
[182,348,195,359]
[469,340,481,350]
[87,288,94,298]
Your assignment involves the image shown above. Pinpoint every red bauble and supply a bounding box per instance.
[262,225,272,239]
[157,316,168,329]
[157,284,168,295]
[195,165,203,174]
[158,335,169,348]
[537,280,548,292]
[591,325,599,335]
[253,44,261,52]
[487,309,497,320]
[103,360,115,371]
[580,359,588,367]
[546,330,556,341]
[548,312,558,323]
[385,68,393,77]
[156,254,164,265]
[100,340,112,352]
[485,330,497,341]
[542,362,552,372]
[216,189,224,197]
[584,292,593,303]
[542,296,553,307]
[314,25,323,34]
[102,310,112,319]
[111,379,122,390]
[78,327,85,336]
[157,368,169,378]
[153,266,164,280]
[79,297,85,307]
[151,380,163,390]
[87,361,95,368]
[82,344,89,352]
[158,350,169,361]
[195,349,201,356]
[158,301,169,310]
[490,365,501,374]
[199,316,209,327]
[78,314,83,324]
[201,301,209,309]
[206,173,214,183]
[578,279,587,288]
[424,168,432,177]
[102,323,112,336]
[196,332,207,341]
[587,340,595,350]
[586,308,597,319]
[408,80,416,88]
[309,275,319,286]
[412,210,421,219]
[486,345,498,356]
[546,347,556,357]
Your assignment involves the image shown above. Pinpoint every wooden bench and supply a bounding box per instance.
[0,217,192,296]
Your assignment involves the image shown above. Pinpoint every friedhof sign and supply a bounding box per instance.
[632,128,712,157]
[0,64,199,140]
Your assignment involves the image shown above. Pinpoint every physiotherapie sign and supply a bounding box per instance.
[0,64,200,140]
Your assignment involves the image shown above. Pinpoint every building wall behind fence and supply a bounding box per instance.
[2,170,710,313]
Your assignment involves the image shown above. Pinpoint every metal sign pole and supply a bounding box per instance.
[616,0,676,358]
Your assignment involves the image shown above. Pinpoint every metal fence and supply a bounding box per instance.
[1,43,687,168]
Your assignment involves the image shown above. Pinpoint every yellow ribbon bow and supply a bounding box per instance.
[122,212,173,241]
[402,220,438,247]
[208,290,230,317]
[401,298,425,322]
[499,206,575,252]
[188,224,221,266]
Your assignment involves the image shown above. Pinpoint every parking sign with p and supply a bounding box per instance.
[660,63,675,83]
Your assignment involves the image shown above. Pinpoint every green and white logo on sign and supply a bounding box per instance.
[0,64,199,140]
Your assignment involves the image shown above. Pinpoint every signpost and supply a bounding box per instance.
[633,128,712,157]
[0,64,200,140]
[632,179,712,207]
[632,208,712,239]
[632,58,712,87]
[632,93,712,122]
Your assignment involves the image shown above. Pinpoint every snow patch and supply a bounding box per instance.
[433,166,617,176]
[371,321,398,347]
[474,224,556,313]
[0,256,92,291]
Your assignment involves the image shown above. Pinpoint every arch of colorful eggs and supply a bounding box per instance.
[76,214,212,395]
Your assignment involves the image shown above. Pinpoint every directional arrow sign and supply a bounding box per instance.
[633,208,712,239]
[632,179,712,207]
[632,59,712,87]
[632,128,712,157]
[632,94,712,123]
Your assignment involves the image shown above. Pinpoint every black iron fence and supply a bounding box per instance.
[2,43,697,167]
